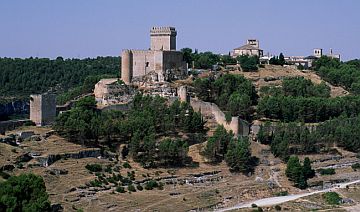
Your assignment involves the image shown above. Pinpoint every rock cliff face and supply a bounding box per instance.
[0,100,29,120]
[35,149,102,167]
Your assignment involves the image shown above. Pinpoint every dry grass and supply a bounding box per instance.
[230,65,349,98]
[1,125,360,211]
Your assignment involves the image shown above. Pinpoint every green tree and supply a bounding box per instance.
[225,138,253,173]
[323,192,341,205]
[203,125,233,162]
[0,173,51,212]
[279,53,286,66]
[302,157,315,179]
[285,156,302,182]
[237,55,259,71]
[181,48,194,64]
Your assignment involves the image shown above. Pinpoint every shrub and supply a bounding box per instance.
[116,186,125,193]
[145,180,158,190]
[127,171,135,181]
[0,171,11,179]
[105,165,112,173]
[351,163,360,171]
[323,192,341,205]
[123,162,132,169]
[158,182,164,190]
[89,180,102,187]
[85,164,102,172]
[128,184,136,192]
[318,168,336,175]
[275,191,288,196]
[136,185,143,191]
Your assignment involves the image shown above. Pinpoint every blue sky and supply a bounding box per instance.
[1,0,359,60]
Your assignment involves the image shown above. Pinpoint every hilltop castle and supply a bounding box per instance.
[121,27,187,84]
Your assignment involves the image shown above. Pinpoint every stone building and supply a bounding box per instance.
[232,39,264,58]
[121,27,187,84]
[30,93,56,126]
[312,48,340,60]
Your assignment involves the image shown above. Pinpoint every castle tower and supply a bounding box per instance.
[121,49,133,84]
[150,26,177,51]
[313,48,323,58]
[30,93,56,126]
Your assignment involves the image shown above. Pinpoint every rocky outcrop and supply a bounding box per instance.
[0,100,29,120]
[35,149,101,167]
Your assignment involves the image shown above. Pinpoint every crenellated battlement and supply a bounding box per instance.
[150,26,177,35]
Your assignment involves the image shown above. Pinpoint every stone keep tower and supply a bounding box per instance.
[30,93,56,126]
[150,27,177,51]
[121,50,133,84]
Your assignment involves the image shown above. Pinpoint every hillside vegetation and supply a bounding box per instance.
[0,56,119,103]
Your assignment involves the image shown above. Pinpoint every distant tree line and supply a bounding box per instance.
[0,56,119,103]
[258,116,360,161]
[257,76,360,122]
[181,48,259,71]
[194,74,257,120]
[314,56,360,94]
[269,53,286,66]
[257,95,360,123]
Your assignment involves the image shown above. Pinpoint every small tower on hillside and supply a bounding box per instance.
[30,93,56,126]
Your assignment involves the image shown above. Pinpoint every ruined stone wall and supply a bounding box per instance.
[30,95,42,126]
[190,98,249,136]
[94,79,118,100]
[40,94,56,126]
[30,94,56,126]
[178,86,189,103]
[0,119,30,135]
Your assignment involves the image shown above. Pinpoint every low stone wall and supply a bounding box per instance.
[0,119,30,135]
[35,149,101,167]
[189,98,249,136]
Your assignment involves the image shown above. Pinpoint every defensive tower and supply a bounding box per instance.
[150,26,177,51]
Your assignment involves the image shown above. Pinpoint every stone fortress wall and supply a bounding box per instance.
[189,98,249,136]
[177,86,249,137]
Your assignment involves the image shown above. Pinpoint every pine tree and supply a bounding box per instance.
[225,138,252,173]
[303,157,315,179]
[285,156,302,182]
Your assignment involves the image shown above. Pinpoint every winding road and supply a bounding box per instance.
[215,179,360,212]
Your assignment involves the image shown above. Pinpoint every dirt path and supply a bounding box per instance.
[215,179,360,211]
